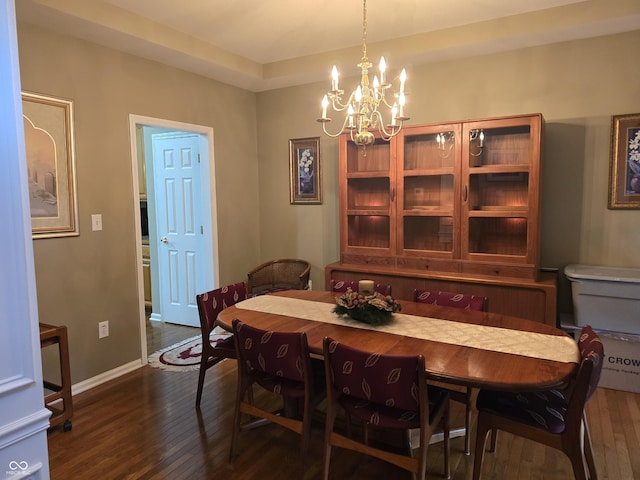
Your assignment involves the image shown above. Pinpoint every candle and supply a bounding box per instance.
[379,56,386,84]
[359,280,374,295]
[331,65,339,91]
[347,104,355,128]
[321,95,328,119]
[399,68,407,94]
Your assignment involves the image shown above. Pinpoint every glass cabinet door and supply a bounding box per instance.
[339,135,396,263]
[396,124,462,263]
[460,115,542,271]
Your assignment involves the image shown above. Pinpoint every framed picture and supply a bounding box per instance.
[22,92,79,237]
[289,137,321,204]
[609,113,640,209]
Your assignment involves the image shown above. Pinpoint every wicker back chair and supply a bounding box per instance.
[247,258,310,296]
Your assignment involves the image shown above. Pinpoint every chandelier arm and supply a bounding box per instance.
[371,110,403,140]
[320,115,354,138]
[330,90,357,112]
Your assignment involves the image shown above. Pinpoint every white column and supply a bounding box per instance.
[0,1,51,478]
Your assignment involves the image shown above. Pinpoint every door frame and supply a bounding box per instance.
[128,114,219,363]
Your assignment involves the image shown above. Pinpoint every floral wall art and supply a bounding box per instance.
[289,137,321,204]
[609,113,640,209]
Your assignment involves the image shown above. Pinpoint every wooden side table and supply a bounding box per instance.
[39,323,73,431]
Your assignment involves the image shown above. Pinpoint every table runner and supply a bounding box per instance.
[236,295,580,364]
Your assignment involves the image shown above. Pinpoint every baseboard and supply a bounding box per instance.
[71,359,143,396]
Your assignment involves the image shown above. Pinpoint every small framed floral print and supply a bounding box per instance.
[289,137,321,204]
[609,113,640,209]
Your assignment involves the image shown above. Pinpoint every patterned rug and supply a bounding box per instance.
[148,332,231,372]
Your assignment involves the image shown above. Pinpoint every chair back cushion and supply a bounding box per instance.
[233,320,306,382]
[331,280,391,296]
[414,289,486,311]
[197,281,247,332]
[578,325,604,401]
[325,337,421,411]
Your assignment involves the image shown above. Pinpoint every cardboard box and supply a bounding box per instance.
[598,331,640,393]
[562,320,640,394]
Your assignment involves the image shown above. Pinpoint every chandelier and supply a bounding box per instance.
[317,0,409,148]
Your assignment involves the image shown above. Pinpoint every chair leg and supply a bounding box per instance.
[443,401,450,480]
[464,387,472,455]
[489,428,497,452]
[472,412,491,480]
[566,441,589,480]
[229,379,250,463]
[582,413,598,480]
[323,403,338,480]
[195,358,208,408]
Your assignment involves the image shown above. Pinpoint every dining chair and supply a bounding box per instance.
[413,289,487,311]
[472,325,604,480]
[229,319,323,475]
[414,288,488,455]
[194,281,247,408]
[322,336,450,480]
[247,258,310,296]
[330,279,392,296]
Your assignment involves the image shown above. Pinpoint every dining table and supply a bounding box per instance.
[216,289,580,391]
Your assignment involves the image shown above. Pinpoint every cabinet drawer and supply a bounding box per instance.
[461,261,537,280]
[341,254,396,268]
[396,257,459,273]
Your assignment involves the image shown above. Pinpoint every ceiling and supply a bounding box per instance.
[15,0,640,92]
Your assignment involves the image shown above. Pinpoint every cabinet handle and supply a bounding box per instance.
[390,187,395,202]
[463,185,468,202]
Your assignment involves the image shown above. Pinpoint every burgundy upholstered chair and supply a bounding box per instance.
[472,325,604,480]
[330,279,392,296]
[414,288,488,454]
[413,289,487,311]
[229,319,323,476]
[322,337,450,480]
[194,281,247,407]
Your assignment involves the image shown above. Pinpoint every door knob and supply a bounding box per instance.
[160,236,168,244]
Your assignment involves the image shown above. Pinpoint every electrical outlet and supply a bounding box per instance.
[308,280,313,291]
[99,320,109,339]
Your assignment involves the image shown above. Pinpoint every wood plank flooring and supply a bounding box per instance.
[145,318,199,353]
[47,327,640,479]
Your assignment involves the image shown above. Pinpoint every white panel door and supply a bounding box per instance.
[153,132,202,327]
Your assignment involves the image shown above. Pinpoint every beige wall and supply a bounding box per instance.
[18,23,261,383]
[17,20,640,384]
[256,30,640,313]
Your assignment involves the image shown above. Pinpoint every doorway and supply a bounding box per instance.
[129,115,220,362]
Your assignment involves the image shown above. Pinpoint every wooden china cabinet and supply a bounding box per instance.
[327,113,558,326]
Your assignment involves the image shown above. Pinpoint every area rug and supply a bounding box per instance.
[148,331,232,372]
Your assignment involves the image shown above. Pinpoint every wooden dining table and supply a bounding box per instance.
[216,289,580,392]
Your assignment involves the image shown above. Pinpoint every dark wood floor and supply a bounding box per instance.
[47,324,640,480]
[145,317,199,354]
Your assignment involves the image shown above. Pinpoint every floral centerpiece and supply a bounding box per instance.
[333,288,402,325]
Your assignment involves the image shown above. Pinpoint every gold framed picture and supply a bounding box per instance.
[609,113,640,209]
[22,92,79,237]
[289,137,321,204]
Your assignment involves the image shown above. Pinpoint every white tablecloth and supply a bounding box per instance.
[236,295,580,364]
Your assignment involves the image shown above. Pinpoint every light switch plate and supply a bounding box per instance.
[91,214,102,231]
